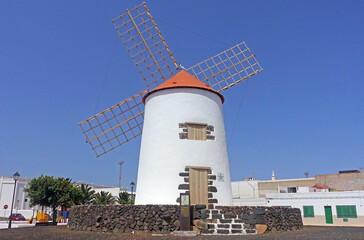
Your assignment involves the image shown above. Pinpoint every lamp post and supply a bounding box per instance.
[8,171,20,229]
[118,161,124,191]
[130,181,135,202]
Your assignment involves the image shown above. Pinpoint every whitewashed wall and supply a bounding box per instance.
[266,191,364,215]
[233,197,268,206]
[0,177,31,212]
[92,187,124,198]
[231,180,259,199]
[266,191,364,226]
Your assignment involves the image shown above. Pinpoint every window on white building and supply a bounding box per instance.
[287,187,297,193]
[187,123,207,141]
[303,206,314,218]
[336,205,357,218]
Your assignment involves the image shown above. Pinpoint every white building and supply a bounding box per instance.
[0,177,36,219]
[75,182,128,198]
[231,171,364,226]
[267,191,364,227]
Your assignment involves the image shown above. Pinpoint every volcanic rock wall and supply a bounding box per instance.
[68,205,180,233]
[218,206,303,232]
[68,205,302,233]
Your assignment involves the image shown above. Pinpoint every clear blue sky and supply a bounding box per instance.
[1,1,363,189]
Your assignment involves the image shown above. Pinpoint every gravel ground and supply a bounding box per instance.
[0,225,364,240]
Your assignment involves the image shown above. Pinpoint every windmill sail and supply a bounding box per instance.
[80,3,263,158]
[187,42,263,92]
[79,90,147,157]
[112,2,179,88]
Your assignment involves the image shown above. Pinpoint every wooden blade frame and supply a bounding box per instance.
[187,42,263,92]
[78,90,147,157]
[112,2,179,88]
[80,4,263,158]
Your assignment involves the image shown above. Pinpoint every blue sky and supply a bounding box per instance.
[1,0,363,189]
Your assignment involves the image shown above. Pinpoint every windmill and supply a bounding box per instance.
[79,2,263,205]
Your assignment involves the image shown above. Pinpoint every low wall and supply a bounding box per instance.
[219,206,303,231]
[68,205,302,233]
[68,205,180,233]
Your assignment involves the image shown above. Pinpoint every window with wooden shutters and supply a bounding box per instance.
[303,206,314,218]
[187,123,207,141]
[336,205,357,218]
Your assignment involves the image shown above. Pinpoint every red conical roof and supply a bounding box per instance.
[142,70,224,103]
[313,183,332,190]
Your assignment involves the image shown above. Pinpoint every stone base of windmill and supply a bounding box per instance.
[191,206,269,235]
[68,205,303,235]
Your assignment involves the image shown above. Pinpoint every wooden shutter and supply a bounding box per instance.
[336,205,357,218]
[187,123,207,141]
[303,206,314,218]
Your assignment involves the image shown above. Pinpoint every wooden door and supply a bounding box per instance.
[324,206,333,224]
[189,168,208,206]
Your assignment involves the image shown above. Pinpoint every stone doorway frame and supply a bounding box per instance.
[177,166,218,209]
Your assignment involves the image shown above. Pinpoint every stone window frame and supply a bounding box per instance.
[176,166,218,209]
[179,122,215,141]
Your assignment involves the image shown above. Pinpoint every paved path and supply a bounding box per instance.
[0,221,34,229]
[0,225,364,239]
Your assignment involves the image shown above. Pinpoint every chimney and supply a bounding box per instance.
[272,171,276,181]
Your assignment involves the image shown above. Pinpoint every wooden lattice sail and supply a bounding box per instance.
[79,2,263,157]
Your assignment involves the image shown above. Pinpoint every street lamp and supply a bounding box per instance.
[130,181,135,201]
[8,171,20,229]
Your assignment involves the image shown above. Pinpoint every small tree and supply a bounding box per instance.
[24,175,52,210]
[79,184,95,205]
[56,178,83,209]
[93,191,115,205]
[25,175,82,223]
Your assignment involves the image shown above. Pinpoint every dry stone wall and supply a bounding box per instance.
[68,205,180,233]
[68,205,302,234]
[218,206,303,232]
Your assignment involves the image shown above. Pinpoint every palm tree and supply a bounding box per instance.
[93,191,115,205]
[117,191,130,204]
[79,184,95,205]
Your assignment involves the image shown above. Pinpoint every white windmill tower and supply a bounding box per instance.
[136,70,233,205]
[79,2,263,207]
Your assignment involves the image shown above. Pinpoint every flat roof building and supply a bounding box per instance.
[231,170,364,227]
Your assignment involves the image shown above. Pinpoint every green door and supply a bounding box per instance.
[324,206,333,224]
